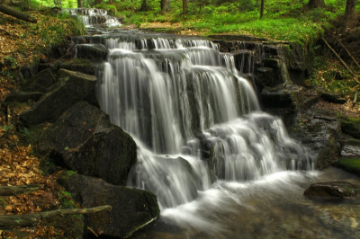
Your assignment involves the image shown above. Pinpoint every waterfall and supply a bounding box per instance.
[64,8,121,27]
[84,31,314,211]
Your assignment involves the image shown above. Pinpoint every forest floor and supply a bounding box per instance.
[0,9,85,238]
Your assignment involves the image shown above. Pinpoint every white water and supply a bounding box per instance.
[72,27,318,234]
[64,8,121,27]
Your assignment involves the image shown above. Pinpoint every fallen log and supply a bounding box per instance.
[0,205,112,228]
[0,185,41,196]
[0,4,37,23]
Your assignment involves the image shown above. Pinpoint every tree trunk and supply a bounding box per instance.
[77,0,82,8]
[0,4,36,23]
[139,0,147,11]
[183,0,188,16]
[345,0,357,30]
[0,205,112,229]
[307,0,325,9]
[161,0,170,13]
[260,0,265,19]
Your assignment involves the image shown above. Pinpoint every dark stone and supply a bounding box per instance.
[262,58,281,69]
[260,84,304,110]
[38,101,137,185]
[304,181,359,198]
[21,68,56,93]
[234,50,254,73]
[74,44,108,61]
[341,139,360,157]
[288,109,341,169]
[3,91,43,105]
[255,67,284,87]
[287,42,307,71]
[60,59,96,75]
[342,117,360,139]
[321,93,347,104]
[20,69,97,125]
[59,173,159,238]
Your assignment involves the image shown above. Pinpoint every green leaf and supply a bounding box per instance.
[64,146,69,150]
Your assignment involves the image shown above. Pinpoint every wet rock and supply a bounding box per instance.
[321,92,347,104]
[255,67,284,87]
[60,58,96,75]
[342,116,360,139]
[59,173,160,238]
[288,109,341,169]
[20,69,97,125]
[3,91,43,105]
[341,139,360,157]
[74,44,108,61]
[38,101,137,185]
[304,181,359,198]
[21,68,56,93]
[233,50,254,73]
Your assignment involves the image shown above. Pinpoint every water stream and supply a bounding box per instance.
[71,9,360,239]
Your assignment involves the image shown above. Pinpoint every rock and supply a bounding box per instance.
[20,69,97,125]
[255,67,284,87]
[3,91,43,105]
[74,44,108,61]
[341,139,360,157]
[21,68,56,93]
[20,60,39,80]
[60,58,96,75]
[38,101,137,185]
[58,173,160,239]
[288,109,341,169]
[321,92,347,104]
[342,116,360,139]
[304,181,359,198]
[333,158,360,177]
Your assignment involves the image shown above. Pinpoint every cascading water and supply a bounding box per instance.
[78,29,314,211]
[64,8,121,27]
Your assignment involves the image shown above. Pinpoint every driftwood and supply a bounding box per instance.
[322,37,360,84]
[0,4,36,23]
[0,205,112,228]
[0,185,41,196]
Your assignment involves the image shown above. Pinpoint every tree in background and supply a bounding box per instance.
[307,0,325,10]
[161,0,170,13]
[345,0,357,31]
[260,0,265,18]
[183,0,188,16]
[77,0,81,8]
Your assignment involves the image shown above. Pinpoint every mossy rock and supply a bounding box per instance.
[341,116,360,139]
[333,158,360,177]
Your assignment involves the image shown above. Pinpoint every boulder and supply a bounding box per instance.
[304,181,359,198]
[38,101,137,185]
[255,67,284,87]
[58,173,160,239]
[342,116,360,139]
[60,58,96,75]
[74,44,108,61]
[20,69,97,125]
[341,139,360,158]
[288,109,341,169]
[21,68,56,93]
[321,92,347,104]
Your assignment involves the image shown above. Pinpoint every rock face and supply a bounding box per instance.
[304,181,359,198]
[342,116,360,139]
[38,101,137,185]
[59,173,160,239]
[321,92,347,104]
[288,109,341,169]
[20,69,97,125]
[74,44,108,61]
[3,91,43,105]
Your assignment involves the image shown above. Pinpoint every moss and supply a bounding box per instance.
[333,158,360,177]
[57,170,78,187]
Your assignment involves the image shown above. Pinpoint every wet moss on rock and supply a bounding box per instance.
[333,158,360,177]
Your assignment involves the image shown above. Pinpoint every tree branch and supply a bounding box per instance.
[0,185,41,196]
[0,205,112,229]
[0,4,37,23]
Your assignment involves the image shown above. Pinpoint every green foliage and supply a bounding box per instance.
[1,124,14,131]
[58,191,76,208]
